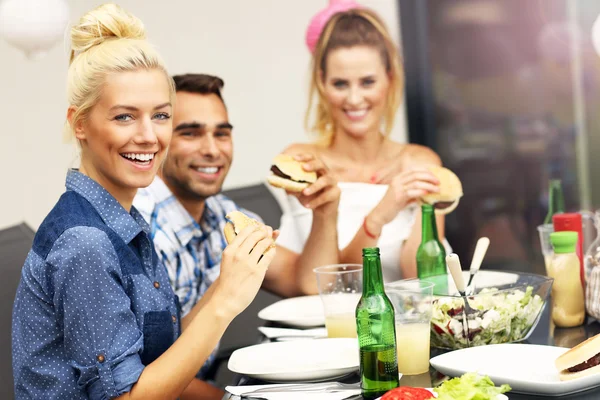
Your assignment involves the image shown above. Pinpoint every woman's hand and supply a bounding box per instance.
[367,167,440,233]
[286,153,340,219]
[214,225,276,318]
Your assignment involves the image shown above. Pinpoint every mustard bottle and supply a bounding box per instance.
[549,231,585,327]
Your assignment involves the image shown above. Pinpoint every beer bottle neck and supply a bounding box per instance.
[545,179,565,223]
[549,181,565,214]
[421,204,439,242]
[362,248,384,296]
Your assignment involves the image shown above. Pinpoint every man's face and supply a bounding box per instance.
[160,91,233,201]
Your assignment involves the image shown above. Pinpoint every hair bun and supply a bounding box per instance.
[70,3,146,57]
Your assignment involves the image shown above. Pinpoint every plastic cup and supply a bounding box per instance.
[314,264,362,338]
[386,279,435,375]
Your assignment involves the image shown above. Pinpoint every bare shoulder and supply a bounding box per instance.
[385,140,407,157]
[401,144,442,166]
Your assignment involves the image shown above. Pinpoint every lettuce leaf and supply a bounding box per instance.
[434,373,511,400]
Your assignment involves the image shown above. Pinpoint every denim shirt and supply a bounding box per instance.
[12,170,181,400]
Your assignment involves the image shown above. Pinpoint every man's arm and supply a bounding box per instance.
[263,213,339,297]
[261,151,341,297]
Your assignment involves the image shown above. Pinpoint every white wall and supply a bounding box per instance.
[0,0,406,230]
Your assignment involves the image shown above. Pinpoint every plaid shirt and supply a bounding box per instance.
[133,177,260,377]
[134,176,261,316]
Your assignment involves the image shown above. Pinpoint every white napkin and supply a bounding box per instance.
[225,384,361,400]
[258,327,327,340]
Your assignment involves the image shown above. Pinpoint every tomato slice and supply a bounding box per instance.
[380,386,435,400]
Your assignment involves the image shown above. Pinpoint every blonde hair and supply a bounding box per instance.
[64,3,175,141]
[305,8,404,146]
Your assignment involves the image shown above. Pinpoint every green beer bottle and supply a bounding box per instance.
[356,247,399,400]
[416,204,448,296]
[544,179,565,224]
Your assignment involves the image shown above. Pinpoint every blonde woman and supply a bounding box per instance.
[276,7,448,281]
[11,4,274,400]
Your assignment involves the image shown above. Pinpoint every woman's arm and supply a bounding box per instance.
[265,211,339,297]
[117,226,275,400]
[339,213,380,265]
[341,146,444,273]
[122,294,233,400]
[180,378,225,400]
[339,167,440,264]
[397,148,446,277]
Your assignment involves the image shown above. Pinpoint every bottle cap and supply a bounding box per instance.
[553,213,582,232]
[550,231,578,254]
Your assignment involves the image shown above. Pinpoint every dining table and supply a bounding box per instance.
[222,299,600,399]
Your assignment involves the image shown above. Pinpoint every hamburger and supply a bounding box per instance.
[555,334,600,381]
[420,165,463,215]
[223,211,275,250]
[267,154,317,192]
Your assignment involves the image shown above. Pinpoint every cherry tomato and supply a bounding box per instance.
[380,386,435,400]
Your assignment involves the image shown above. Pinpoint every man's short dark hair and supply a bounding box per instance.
[172,74,225,103]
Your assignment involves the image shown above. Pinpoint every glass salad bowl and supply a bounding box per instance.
[389,271,553,350]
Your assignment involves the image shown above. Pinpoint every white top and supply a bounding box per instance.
[274,182,420,282]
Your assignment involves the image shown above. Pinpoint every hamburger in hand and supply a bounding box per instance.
[555,333,600,381]
[420,165,463,215]
[267,154,317,192]
[223,211,275,251]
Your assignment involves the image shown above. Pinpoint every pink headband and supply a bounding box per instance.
[305,0,363,54]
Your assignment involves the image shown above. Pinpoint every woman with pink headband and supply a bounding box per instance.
[275,0,449,281]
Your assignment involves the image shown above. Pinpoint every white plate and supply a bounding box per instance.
[430,343,600,396]
[227,338,359,382]
[258,295,325,327]
[388,270,518,296]
[258,326,328,340]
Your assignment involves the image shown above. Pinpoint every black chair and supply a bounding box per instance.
[0,223,35,400]
[208,183,284,386]
[221,183,283,229]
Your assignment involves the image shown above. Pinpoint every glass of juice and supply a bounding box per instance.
[386,279,435,375]
[314,264,362,338]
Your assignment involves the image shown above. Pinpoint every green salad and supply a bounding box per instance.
[434,372,511,400]
[431,286,544,349]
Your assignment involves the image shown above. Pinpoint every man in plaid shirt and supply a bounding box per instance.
[134,74,340,399]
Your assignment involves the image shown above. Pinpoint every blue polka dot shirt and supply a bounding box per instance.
[12,169,180,399]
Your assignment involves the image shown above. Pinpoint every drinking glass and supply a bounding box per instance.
[314,264,362,338]
[386,279,435,375]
